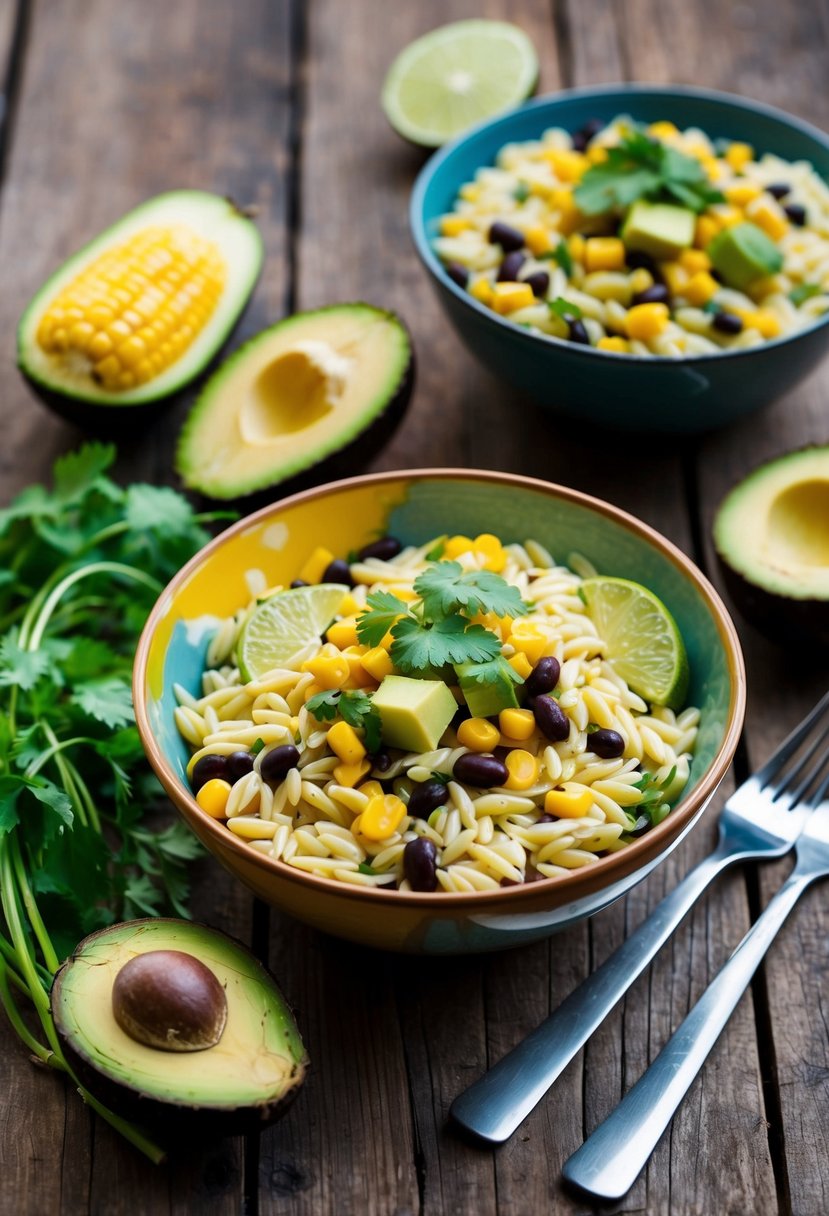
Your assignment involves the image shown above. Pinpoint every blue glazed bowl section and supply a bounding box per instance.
[410,85,829,434]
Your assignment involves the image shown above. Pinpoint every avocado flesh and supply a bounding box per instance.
[455,660,519,717]
[18,191,263,409]
[621,201,695,261]
[713,447,829,647]
[175,304,413,499]
[51,918,307,1119]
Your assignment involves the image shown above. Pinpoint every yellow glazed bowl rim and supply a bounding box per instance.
[133,468,746,911]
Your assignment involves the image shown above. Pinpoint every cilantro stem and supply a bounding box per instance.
[24,734,99,780]
[38,721,89,831]
[61,758,101,836]
[0,957,51,1063]
[10,835,59,975]
[27,562,162,652]
[0,844,50,1016]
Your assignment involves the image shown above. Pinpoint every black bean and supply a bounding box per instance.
[524,270,550,298]
[226,751,255,781]
[536,812,555,824]
[403,838,438,892]
[497,250,526,281]
[488,221,524,252]
[628,813,651,836]
[290,578,308,588]
[784,203,807,226]
[632,283,670,307]
[191,753,229,793]
[525,656,561,697]
[572,117,604,150]
[453,753,509,788]
[626,250,658,275]
[567,318,591,345]
[407,779,449,819]
[528,695,570,742]
[358,535,402,561]
[766,182,790,200]
[571,131,588,153]
[451,705,472,730]
[712,310,743,335]
[259,744,301,784]
[589,728,625,758]
[371,751,392,774]
[445,261,469,289]
[322,558,353,586]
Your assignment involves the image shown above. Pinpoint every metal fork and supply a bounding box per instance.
[450,690,829,1145]
[563,746,829,1200]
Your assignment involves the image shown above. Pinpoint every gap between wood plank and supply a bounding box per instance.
[0,0,30,189]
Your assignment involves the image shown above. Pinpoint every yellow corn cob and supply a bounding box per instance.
[36,226,225,392]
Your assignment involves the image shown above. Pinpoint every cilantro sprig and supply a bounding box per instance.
[574,130,724,216]
[306,688,382,754]
[356,559,529,679]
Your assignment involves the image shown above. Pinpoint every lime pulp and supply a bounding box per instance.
[237,584,349,681]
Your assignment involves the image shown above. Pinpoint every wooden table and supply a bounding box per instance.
[1,1,828,1212]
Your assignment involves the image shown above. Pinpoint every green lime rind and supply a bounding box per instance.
[238,584,349,682]
[381,20,539,148]
[580,576,690,710]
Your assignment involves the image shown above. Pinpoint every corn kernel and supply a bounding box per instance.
[460,183,480,202]
[648,121,679,140]
[303,682,323,702]
[711,204,744,229]
[586,144,608,165]
[196,778,232,819]
[338,592,362,616]
[341,651,376,689]
[700,155,724,183]
[660,262,689,296]
[378,629,396,652]
[684,271,719,307]
[469,276,494,306]
[596,335,630,353]
[504,750,539,791]
[544,148,589,181]
[508,622,548,665]
[333,758,372,788]
[325,616,360,649]
[440,215,471,237]
[498,708,536,741]
[626,302,670,340]
[457,718,501,752]
[326,721,366,765]
[584,237,626,273]
[361,646,395,681]
[473,532,506,572]
[444,535,473,559]
[525,224,553,256]
[567,233,586,263]
[357,780,384,801]
[544,782,595,818]
[725,141,754,171]
[695,215,721,249]
[491,282,535,314]
[508,652,534,680]
[227,817,277,841]
[629,267,654,295]
[725,181,762,207]
[303,654,350,690]
[750,198,789,242]
[359,793,406,841]
[741,309,781,339]
[678,248,712,274]
[299,546,335,584]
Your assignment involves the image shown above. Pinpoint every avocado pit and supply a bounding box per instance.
[112,949,228,1052]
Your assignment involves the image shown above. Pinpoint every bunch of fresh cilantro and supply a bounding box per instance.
[0,442,231,1159]
[574,129,724,216]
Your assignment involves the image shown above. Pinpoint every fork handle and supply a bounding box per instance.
[562,867,815,1201]
[450,840,736,1143]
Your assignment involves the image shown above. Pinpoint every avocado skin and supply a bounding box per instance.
[716,556,829,651]
[51,918,309,1139]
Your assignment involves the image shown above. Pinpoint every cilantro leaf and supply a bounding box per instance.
[414,561,529,621]
[126,484,196,538]
[0,632,53,690]
[338,691,382,754]
[454,655,525,687]
[356,590,410,647]
[513,181,530,203]
[71,677,134,728]
[53,443,117,504]
[574,130,724,216]
[548,297,583,321]
[306,689,341,721]
[390,614,501,673]
[548,239,573,276]
[790,283,823,306]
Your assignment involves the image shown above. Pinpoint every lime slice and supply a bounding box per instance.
[381,20,539,148]
[238,584,349,681]
[580,577,690,710]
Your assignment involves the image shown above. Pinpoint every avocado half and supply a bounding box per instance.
[175,303,414,499]
[51,918,307,1136]
[713,445,829,649]
[18,191,263,425]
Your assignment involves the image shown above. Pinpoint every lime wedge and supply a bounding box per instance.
[580,577,690,710]
[238,584,348,681]
[381,20,539,148]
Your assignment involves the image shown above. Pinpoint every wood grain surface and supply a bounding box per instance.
[0,1,827,1214]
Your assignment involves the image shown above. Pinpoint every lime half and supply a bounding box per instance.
[381,20,539,148]
[580,577,690,710]
[238,584,348,681]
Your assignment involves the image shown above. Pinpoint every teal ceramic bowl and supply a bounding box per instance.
[410,85,829,434]
[134,470,745,954]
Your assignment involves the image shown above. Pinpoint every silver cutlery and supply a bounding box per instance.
[562,745,829,1200]
[451,690,829,1145]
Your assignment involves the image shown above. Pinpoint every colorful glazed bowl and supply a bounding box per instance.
[410,84,829,434]
[134,471,745,954]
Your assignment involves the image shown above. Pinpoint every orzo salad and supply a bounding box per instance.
[174,533,699,893]
[434,115,829,357]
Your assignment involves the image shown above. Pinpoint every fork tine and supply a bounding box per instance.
[806,761,829,809]
[772,718,829,805]
[755,688,829,791]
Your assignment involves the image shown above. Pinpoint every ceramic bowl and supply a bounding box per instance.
[410,84,829,434]
[133,470,745,954]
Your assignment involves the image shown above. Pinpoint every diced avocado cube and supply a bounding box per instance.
[621,201,696,260]
[372,675,457,753]
[707,221,783,290]
[455,660,520,718]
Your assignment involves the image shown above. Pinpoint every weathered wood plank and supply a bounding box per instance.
[0,0,294,1211]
